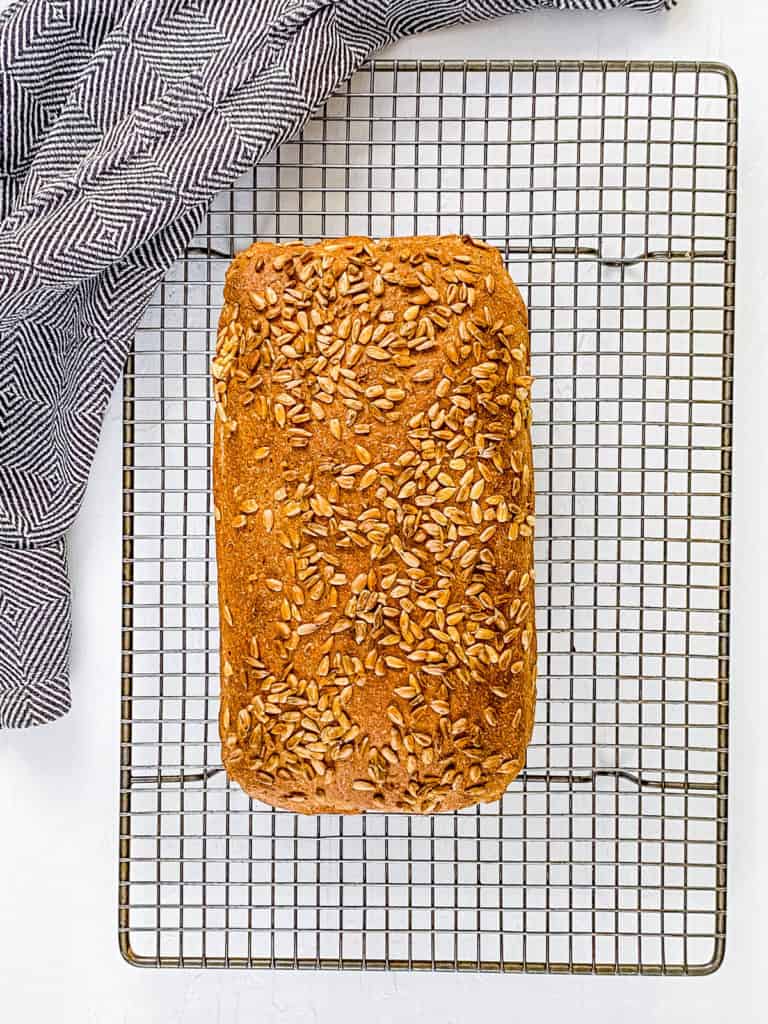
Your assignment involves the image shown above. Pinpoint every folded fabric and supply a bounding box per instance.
[0,0,674,729]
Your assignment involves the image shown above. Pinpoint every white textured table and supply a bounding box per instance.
[1,1,765,1021]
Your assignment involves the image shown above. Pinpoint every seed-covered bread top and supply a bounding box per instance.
[212,234,536,814]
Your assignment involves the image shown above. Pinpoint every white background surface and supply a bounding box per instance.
[1,0,766,1021]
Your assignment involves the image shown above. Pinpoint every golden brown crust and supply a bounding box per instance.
[212,235,536,814]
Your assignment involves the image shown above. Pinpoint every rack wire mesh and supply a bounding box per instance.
[120,60,736,974]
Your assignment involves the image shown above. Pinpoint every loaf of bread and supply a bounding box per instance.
[212,234,536,814]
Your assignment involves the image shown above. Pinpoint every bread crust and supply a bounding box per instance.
[212,235,536,814]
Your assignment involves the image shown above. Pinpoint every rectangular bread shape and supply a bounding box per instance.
[212,234,536,813]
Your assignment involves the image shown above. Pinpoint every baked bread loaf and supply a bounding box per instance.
[212,235,536,814]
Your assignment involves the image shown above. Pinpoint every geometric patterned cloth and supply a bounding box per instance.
[0,0,672,730]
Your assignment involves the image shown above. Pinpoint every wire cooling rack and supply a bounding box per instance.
[120,61,736,974]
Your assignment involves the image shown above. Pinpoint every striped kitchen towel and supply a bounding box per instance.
[0,0,673,729]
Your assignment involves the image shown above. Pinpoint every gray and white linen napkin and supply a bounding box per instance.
[0,0,673,729]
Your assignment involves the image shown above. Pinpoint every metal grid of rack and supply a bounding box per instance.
[120,61,736,974]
